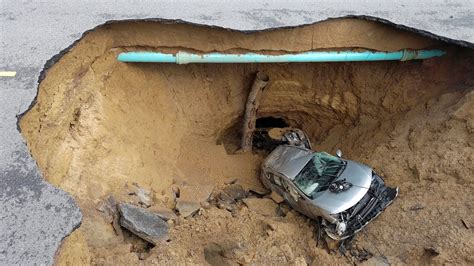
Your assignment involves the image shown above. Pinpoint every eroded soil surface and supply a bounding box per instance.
[19,18,473,265]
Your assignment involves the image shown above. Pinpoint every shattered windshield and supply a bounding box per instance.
[293,152,345,196]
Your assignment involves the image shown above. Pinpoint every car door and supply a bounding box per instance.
[265,171,287,198]
[267,172,314,218]
[281,177,317,219]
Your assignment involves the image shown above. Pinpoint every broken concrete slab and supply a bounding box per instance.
[96,195,123,238]
[217,192,237,212]
[175,184,214,217]
[175,201,201,218]
[223,184,247,201]
[117,203,169,245]
[135,186,153,208]
[178,184,214,202]
[125,183,154,207]
[242,198,278,217]
[97,195,118,223]
[215,183,248,212]
[147,205,177,221]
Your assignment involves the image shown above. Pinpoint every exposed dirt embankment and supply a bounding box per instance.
[19,18,473,264]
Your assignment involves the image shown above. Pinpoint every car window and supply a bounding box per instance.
[293,152,345,196]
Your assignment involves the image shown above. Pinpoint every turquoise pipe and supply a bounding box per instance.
[117,49,445,64]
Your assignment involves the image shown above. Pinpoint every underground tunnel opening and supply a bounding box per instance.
[256,116,289,129]
[19,18,474,264]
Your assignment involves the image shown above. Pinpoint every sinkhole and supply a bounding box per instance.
[19,18,474,264]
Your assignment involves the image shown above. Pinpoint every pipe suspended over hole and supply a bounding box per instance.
[117,49,446,64]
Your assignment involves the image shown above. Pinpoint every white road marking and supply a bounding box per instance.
[0,71,17,77]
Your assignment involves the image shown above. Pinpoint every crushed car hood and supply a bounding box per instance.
[312,161,373,214]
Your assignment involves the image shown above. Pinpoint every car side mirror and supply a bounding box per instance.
[336,149,342,158]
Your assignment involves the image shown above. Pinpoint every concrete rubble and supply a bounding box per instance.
[117,203,169,245]
[242,198,278,217]
[96,195,123,237]
[175,184,214,218]
[216,183,248,212]
[125,183,154,208]
[147,205,177,221]
[223,184,247,201]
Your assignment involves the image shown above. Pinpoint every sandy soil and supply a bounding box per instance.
[19,18,473,265]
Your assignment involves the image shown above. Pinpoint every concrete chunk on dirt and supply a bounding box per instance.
[175,201,201,218]
[223,184,247,201]
[243,198,278,217]
[135,186,153,207]
[179,184,214,202]
[147,205,177,221]
[176,184,214,217]
[118,203,169,244]
[125,183,153,207]
[96,195,118,223]
[97,195,123,238]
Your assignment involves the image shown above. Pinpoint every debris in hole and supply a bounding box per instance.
[276,203,290,217]
[350,248,373,262]
[147,205,177,221]
[260,137,399,240]
[240,72,269,152]
[214,183,249,212]
[124,183,154,208]
[216,192,237,212]
[118,203,169,245]
[175,184,214,218]
[175,201,202,218]
[253,127,312,153]
[424,246,441,257]
[134,184,153,208]
[222,183,247,201]
[97,195,118,223]
[97,195,123,238]
[242,198,278,217]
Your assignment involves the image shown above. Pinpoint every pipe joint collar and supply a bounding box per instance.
[401,49,417,61]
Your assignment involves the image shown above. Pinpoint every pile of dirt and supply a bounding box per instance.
[19,18,473,264]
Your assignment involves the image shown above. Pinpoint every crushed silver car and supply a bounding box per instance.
[260,132,398,240]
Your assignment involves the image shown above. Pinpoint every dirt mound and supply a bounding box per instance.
[19,18,473,264]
